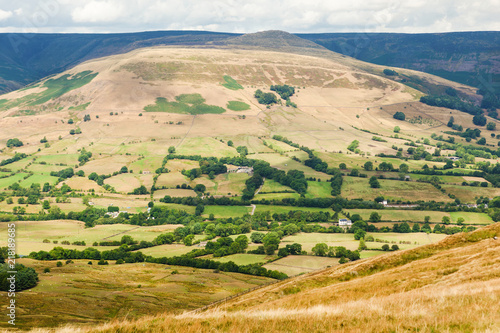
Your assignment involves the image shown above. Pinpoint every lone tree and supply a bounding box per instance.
[393,112,406,121]
[168,146,176,154]
[369,176,381,188]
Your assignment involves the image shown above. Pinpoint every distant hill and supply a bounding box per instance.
[298,31,500,93]
[0,31,237,93]
[1,30,500,96]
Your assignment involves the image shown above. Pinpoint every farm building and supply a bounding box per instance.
[228,166,253,174]
[338,219,352,227]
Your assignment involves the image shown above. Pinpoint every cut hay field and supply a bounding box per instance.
[136,244,199,257]
[154,188,197,198]
[263,255,340,276]
[346,209,493,225]
[5,258,274,330]
[156,171,190,188]
[104,173,154,193]
[442,184,500,203]
[177,137,238,157]
[79,154,138,175]
[341,177,452,202]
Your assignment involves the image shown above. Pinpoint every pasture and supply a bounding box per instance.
[346,209,493,225]
[341,177,452,202]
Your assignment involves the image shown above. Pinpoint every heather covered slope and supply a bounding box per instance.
[45,223,500,332]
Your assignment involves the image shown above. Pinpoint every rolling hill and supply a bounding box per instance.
[42,222,500,332]
[1,31,500,332]
[0,31,484,157]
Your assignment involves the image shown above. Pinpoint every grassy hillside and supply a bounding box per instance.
[44,223,500,332]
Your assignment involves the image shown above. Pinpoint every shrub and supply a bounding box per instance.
[56,261,63,267]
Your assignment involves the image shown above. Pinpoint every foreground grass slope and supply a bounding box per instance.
[51,223,500,333]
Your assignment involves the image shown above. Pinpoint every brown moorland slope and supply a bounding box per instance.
[40,223,500,333]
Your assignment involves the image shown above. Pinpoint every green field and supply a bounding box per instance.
[305,181,332,198]
[221,75,244,90]
[144,94,225,114]
[19,174,60,187]
[203,205,252,218]
[0,173,30,189]
[0,71,98,110]
[212,253,269,265]
[227,101,250,111]
[254,192,301,200]
[254,205,333,215]
[260,179,295,193]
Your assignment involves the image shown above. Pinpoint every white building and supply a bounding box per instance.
[338,219,352,227]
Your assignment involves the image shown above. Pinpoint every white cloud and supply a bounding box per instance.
[72,1,125,23]
[0,0,498,33]
[0,9,13,21]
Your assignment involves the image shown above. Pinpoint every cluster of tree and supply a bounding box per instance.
[254,161,308,194]
[6,138,23,148]
[148,255,287,280]
[78,148,92,166]
[420,95,483,116]
[205,235,248,257]
[383,69,398,76]
[50,168,74,180]
[83,114,91,122]
[270,85,295,99]
[248,231,281,255]
[254,90,278,105]
[277,243,303,257]
[0,263,38,291]
[0,153,27,167]
[182,159,227,180]
[311,243,360,262]
[443,128,482,141]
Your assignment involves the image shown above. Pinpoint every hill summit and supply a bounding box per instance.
[214,30,327,51]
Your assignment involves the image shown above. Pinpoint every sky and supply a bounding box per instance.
[0,0,499,34]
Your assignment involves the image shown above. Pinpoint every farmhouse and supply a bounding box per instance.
[338,219,352,227]
[228,166,254,174]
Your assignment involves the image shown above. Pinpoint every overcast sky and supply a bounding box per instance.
[0,0,499,34]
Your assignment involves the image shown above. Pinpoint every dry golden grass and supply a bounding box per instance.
[35,223,500,333]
